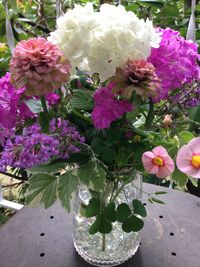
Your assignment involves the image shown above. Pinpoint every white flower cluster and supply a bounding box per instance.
[49,3,161,81]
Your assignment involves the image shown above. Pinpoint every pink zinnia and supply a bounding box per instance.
[10,37,71,96]
[111,59,161,99]
[176,137,200,179]
[142,146,175,178]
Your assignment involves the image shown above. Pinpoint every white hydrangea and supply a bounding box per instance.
[48,3,99,74]
[49,3,161,81]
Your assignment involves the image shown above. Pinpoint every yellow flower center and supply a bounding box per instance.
[153,157,164,166]
[191,155,200,169]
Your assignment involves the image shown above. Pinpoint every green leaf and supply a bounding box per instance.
[172,168,188,188]
[85,198,100,218]
[27,162,66,174]
[23,99,43,113]
[139,0,164,7]
[104,202,117,222]
[116,203,132,223]
[77,160,106,192]
[154,191,167,195]
[69,90,94,110]
[163,4,179,17]
[89,216,101,235]
[58,171,78,212]
[122,215,144,233]
[10,0,18,14]
[178,131,194,144]
[89,214,112,235]
[132,199,147,217]
[26,173,57,209]
[190,177,198,187]
[151,197,165,204]
[39,112,49,133]
[189,106,200,123]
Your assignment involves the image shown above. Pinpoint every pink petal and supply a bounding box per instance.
[152,146,168,157]
[176,145,193,170]
[156,167,171,179]
[187,137,200,154]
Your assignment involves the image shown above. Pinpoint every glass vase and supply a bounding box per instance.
[73,172,143,267]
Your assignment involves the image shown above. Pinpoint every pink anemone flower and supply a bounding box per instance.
[176,137,200,179]
[142,146,175,178]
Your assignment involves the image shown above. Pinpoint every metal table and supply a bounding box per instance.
[0,183,200,267]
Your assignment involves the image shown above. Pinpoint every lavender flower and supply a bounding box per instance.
[0,119,85,170]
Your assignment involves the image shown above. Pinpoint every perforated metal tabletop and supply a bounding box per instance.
[0,183,200,267]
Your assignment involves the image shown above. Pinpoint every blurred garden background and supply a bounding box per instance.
[0,0,200,226]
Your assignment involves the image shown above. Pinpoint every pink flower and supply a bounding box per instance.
[92,83,133,129]
[176,137,200,178]
[10,38,71,96]
[148,28,200,102]
[142,146,175,178]
[110,59,161,99]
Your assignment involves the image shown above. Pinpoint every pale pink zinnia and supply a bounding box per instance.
[111,59,161,99]
[10,37,71,96]
[142,146,175,178]
[176,137,200,179]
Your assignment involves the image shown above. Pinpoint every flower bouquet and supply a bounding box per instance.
[0,3,200,267]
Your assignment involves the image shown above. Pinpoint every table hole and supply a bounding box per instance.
[159,215,163,219]
[143,203,147,206]
[170,232,174,236]
[40,253,45,257]
[139,242,142,246]
[40,233,45,236]
[171,252,176,256]
[50,216,54,219]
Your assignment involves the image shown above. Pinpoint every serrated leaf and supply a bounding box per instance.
[23,99,43,113]
[26,173,57,209]
[190,177,198,187]
[77,160,106,192]
[178,131,194,144]
[122,215,144,233]
[85,198,100,218]
[104,202,117,222]
[132,199,147,217]
[116,203,132,223]
[58,171,78,212]
[172,168,188,188]
[27,162,66,174]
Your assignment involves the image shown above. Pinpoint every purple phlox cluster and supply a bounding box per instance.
[0,118,85,170]
[0,73,60,145]
[92,83,133,129]
[148,28,200,102]
[49,118,85,159]
[171,83,200,109]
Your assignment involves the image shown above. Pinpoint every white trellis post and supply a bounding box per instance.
[0,183,24,211]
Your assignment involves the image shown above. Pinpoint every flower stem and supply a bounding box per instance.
[40,95,48,113]
[102,234,106,252]
[145,98,154,129]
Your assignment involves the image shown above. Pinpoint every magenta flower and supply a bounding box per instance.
[10,37,71,96]
[176,137,200,179]
[142,146,175,178]
[148,28,200,102]
[92,83,133,129]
